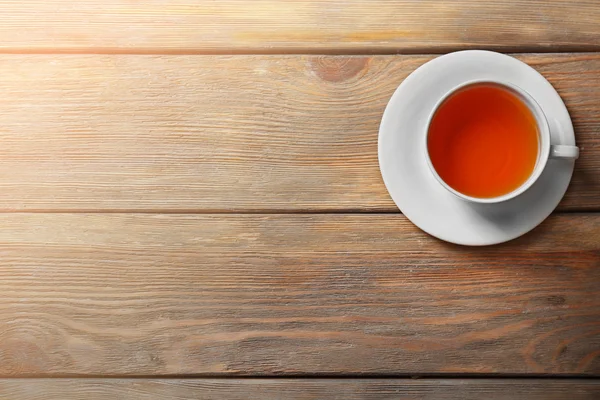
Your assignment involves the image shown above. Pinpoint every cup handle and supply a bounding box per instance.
[550,144,579,160]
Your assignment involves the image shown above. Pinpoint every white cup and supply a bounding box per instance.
[425,80,579,204]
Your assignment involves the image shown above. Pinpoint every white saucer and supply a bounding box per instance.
[378,50,577,246]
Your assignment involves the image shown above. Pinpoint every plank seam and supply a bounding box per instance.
[0,47,600,56]
[1,374,599,380]
[0,209,595,215]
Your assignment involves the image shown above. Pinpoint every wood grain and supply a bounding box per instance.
[0,54,599,211]
[1,1,599,53]
[0,213,598,376]
[0,379,599,399]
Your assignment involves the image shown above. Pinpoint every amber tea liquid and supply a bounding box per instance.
[427,84,539,198]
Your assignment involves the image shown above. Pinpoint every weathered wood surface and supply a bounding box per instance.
[0,54,598,212]
[0,379,598,400]
[0,213,598,376]
[1,1,599,53]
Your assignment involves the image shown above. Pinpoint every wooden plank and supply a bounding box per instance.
[0,54,599,212]
[1,1,599,53]
[0,379,599,399]
[0,213,598,376]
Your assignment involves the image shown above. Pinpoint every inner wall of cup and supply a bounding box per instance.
[502,84,547,189]
[426,81,544,201]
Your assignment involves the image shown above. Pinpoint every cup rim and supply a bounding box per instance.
[424,79,551,204]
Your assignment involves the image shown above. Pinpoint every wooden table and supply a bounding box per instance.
[1,1,599,398]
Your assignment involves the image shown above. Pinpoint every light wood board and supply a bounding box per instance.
[0,213,598,376]
[0,379,598,399]
[0,54,598,211]
[1,1,599,53]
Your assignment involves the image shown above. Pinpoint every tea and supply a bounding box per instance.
[427,84,539,198]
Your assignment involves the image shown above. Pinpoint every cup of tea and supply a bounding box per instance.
[425,80,579,204]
